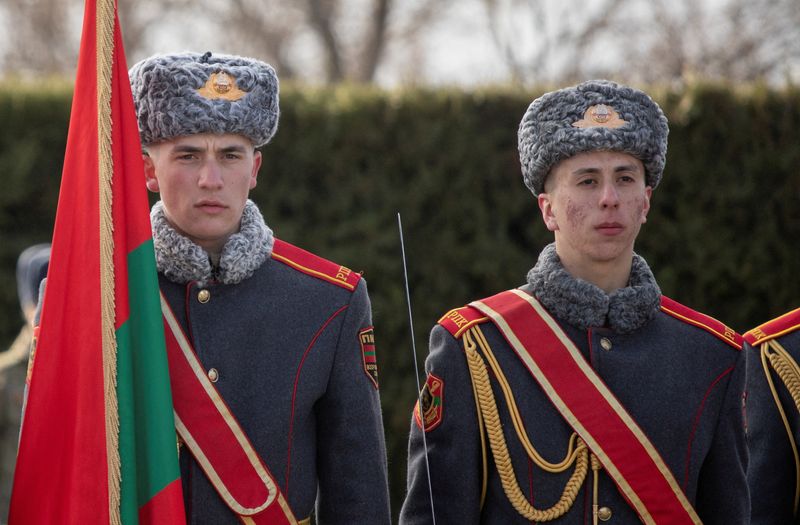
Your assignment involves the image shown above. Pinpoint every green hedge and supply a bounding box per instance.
[2,81,799,517]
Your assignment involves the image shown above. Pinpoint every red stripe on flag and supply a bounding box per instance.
[9,0,108,522]
[138,478,185,525]
[109,12,151,330]
[10,1,185,523]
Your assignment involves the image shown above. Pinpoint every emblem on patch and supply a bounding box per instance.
[197,71,247,101]
[359,327,379,389]
[572,104,628,129]
[414,373,444,432]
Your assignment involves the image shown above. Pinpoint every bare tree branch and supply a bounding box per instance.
[358,0,392,82]
[306,0,344,82]
[2,0,797,85]
[3,0,77,76]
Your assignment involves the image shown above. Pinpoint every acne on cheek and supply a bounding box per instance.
[630,196,648,222]
[565,199,587,229]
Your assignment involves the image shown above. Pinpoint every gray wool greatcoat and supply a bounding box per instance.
[744,309,800,525]
[400,247,748,524]
[153,202,390,524]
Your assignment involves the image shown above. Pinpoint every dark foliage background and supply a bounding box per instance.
[2,82,799,518]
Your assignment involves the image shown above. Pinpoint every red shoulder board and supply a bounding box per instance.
[744,307,800,346]
[437,305,489,338]
[660,296,742,350]
[271,239,361,292]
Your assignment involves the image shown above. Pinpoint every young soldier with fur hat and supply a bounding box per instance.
[400,80,747,524]
[129,52,390,524]
[744,308,800,524]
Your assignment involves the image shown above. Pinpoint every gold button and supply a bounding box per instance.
[600,337,612,351]
[197,289,210,303]
[598,506,612,521]
[207,368,219,382]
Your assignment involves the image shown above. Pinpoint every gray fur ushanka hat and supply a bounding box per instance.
[518,80,668,195]
[129,51,279,147]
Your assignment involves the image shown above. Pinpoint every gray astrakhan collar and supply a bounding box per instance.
[151,199,274,286]
[525,243,661,334]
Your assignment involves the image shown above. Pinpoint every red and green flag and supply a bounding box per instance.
[9,0,185,523]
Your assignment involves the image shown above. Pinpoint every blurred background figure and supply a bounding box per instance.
[0,243,49,524]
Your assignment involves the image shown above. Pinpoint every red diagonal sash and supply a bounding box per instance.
[470,289,701,525]
[160,293,298,525]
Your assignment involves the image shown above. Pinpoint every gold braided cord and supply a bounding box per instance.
[761,340,800,516]
[96,0,120,522]
[463,326,589,521]
[467,355,489,508]
[470,327,584,472]
[591,454,602,525]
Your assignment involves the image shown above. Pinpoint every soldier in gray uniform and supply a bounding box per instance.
[129,52,390,524]
[400,81,748,524]
[744,309,800,524]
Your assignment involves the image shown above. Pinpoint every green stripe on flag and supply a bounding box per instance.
[117,239,181,523]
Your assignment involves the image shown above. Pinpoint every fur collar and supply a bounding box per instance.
[151,199,274,286]
[526,243,661,334]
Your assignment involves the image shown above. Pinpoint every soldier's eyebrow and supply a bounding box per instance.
[171,144,205,154]
[218,145,248,154]
[571,163,640,176]
[613,163,640,172]
[571,167,601,176]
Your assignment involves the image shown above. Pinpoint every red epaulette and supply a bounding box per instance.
[437,305,489,338]
[743,307,800,346]
[660,296,742,350]
[271,238,361,292]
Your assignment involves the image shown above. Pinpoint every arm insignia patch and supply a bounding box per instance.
[414,373,444,432]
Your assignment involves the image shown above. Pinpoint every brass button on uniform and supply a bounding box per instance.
[207,368,219,383]
[600,337,612,351]
[598,506,612,521]
[197,289,210,303]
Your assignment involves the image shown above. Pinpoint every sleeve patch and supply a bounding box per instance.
[414,373,444,432]
[359,326,379,389]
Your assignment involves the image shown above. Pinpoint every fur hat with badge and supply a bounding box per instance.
[518,80,669,195]
[129,51,279,147]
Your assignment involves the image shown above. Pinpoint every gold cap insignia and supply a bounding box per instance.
[572,104,627,129]
[197,72,247,101]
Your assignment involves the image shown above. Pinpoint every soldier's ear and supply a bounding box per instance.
[538,192,559,232]
[249,150,262,190]
[640,186,652,224]
[143,154,160,193]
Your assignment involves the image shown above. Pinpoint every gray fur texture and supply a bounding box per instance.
[518,80,669,195]
[129,52,279,147]
[151,199,274,286]
[526,243,661,334]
